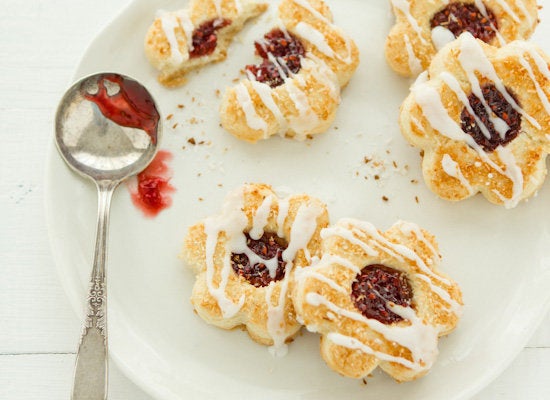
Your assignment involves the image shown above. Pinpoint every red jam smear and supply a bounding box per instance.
[130,150,175,217]
[82,74,159,144]
[461,83,521,152]
[430,2,498,44]
[245,29,306,88]
[231,232,288,287]
[189,18,231,58]
[350,264,413,325]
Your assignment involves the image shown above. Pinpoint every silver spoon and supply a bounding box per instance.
[55,72,161,400]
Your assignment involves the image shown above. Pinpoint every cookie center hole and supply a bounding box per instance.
[350,264,413,324]
[430,2,498,43]
[231,232,288,287]
[460,83,522,152]
[189,18,231,58]
[245,28,306,88]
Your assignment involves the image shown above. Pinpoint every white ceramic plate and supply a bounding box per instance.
[46,1,550,399]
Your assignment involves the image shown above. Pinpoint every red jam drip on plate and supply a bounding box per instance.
[82,74,159,144]
[461,83,521,152]
[130,150,175,217]
[231,232,288,287]
[245,29,306,88]
[430,2,498,44]
[350,264,413,325]
[189,18,231,58]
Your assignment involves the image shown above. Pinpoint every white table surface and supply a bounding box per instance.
[0,0,549,398]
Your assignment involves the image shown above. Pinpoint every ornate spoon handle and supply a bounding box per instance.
[71,182,116,400]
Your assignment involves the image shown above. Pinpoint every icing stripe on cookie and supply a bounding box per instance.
[441,154,474,194]
[267,199,325,356]
[391,0,428,45]
[306,292,440,372]
[290,0,354,63]
[404,34,423,75]
[157,10,187,64]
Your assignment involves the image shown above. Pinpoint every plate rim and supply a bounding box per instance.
[44,0,550,399]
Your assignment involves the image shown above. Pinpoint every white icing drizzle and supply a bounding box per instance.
[276,197,290,237]
[306,293,439,372]
[249,80,288,132]
[327,333,419,370]
[404,34,423,75]
[303,271,348,294]
[213,0,223,16]
[235,83,268,134]
[474,0,506,46]
[416,274,463,317]
[290,0,354,63]
[441,154,474,194]
[393,221,441,263]
[233,0,242,14]
[203,186,324,355]
[512,0,534,25]
[431,26,455,52]
[508,42,550,118]
[494,146,523,208]
[391,0,427,45]
[439,71,493,140]
[295,22,336,58]
[249,196,273,240]
[267,201,325,355]
[294,22,353,65]
[493,0,521,22]
[300,220,464,371]
[458,34,539,129]
[173,9,195,52]
[285,79,320,139]
[342,219,450,285]
[203,189,248,318]
[409,34,541,207]
[321,225,378,256]
[157,10,186,64]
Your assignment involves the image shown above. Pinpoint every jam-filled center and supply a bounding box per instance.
[430,2,498,44]
[245,28,306,88]
[231,232,288,287]
[189,18,231,58]
[350,264,413,324]
[460,83,522,152]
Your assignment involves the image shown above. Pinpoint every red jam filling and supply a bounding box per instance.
[461,83,521,152]
[130,150,175,217]
[430,2,498,44]
[82,74,159,144]
[245,28,306,88]
[350,264,413,325]
[231,232,288,287]
[189,18,231,58]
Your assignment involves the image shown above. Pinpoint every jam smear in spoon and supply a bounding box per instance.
[82,74,160,144]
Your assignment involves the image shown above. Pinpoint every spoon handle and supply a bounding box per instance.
[72,182,116,400]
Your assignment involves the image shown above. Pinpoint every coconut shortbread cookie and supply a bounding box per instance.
[400,33,550,208]
[386,0,539,77]
[144,0,268,87]
[182,183,329,355]
[293,219,463,381]
[220,0,360,143]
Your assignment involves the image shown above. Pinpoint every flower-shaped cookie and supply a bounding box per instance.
[220,0,359,143]
[293,218,462,381]
[182,183,329,355]
[400,33,550,208]
[144,0,268,87]
[386,0,539,77]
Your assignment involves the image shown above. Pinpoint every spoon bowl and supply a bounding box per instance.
[55,72,160,182]
[55,72,161,400]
